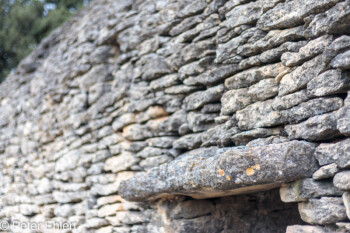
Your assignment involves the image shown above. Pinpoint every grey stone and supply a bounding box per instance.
[334,171,350,191]
[257,0,340,30]
[173,133,203,150]
[55,150,81,172]
[170,200,215,219]
[146,137,177,149]
[184,65,239,86]
[104,152,140,173]
[187,111,217,132]
[225,63,286,90]
[280,178,342,203]
[343,192,350,219]
[88,83,111,105]
[164,85,199,95]
[221,78,278,115]
[285,112,341,141]
[119,141,318,201]
[140,155,173,170]
[237,97,342,130]
[272,90,309,111]
[298,197,347,225]
[140,54,171,81]
[231,128,281,146]
[238,26,305,57]
[286,225,328,233]
[313,163,340,180]
[281,35,333,67]
[183,85,224,111]
[224,0,282,29]
[150,74,179,90]
[315,139,350,168]
[215,28,266,63]
[307,69,350,97]
[331,50,350,70]
[279,55,327,96]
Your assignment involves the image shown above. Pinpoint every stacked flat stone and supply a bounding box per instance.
[0,0,349,232]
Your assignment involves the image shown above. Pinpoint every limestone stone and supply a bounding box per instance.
[334,171,350,191]
[331,50,350,70]
[221,78,278,115]
[281,35,333,67]
[183,85,224,111]
[280,179,342,203]
[119,141,318,201]
[286,225,327,233]
[279,55,327,96]
[312,163,340,180]
[307,69,350,97]
[184,65,238,86]
[257,0,340,30]
[343,192,350,219]
[315,139,350,168]
[298,197,347,225]
[173,133,203,150]
[104,152,140,173]
[304,0,350,38]
[285,112,341,141]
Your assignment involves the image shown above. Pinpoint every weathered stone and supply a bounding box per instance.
[215,28,266,63]
[170,200,214,219]
[53,191,85,204]
[307,69,350,97]
[238,26,305,57]
[298,197,347,225]
[164,85,199,95]
[85,218,109,229]
[315,139,350,168]
[221,78,278,115]
[141,54,171,81]
[231,128,281,146]
[279,55,327,96]
[119,141,318,201]
[146,137,177,149]
[183,85,224,111]
[285,112,341,141]
[237,97,342,130]
[281,35,333,67]
[224,0,282,29]
[225,63,286,90]
[343,192,350,219]
[104,152,140,173]
[331,50,350,70]
[55,150,81,172]
[334,171,350,191]
[272,90,309,111]
[257,0,340,30]
[150,74,179,90]
[173,133,203,150]
[280,178,342,203]
[139,155,173,170]
[286,225,328,233]
[187,111,217,132]
[312,163,340,180]
[184,65,239,86]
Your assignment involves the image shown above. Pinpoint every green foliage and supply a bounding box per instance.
[0,0,89,82]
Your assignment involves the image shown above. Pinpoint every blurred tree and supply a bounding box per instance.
[0,0,89,82]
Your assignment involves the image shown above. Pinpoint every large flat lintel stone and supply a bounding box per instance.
[119,141,318,201]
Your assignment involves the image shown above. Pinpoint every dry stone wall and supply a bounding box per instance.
[0,0,350,232]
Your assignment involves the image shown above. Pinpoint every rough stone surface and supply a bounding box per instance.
[298,197,347,225]
[1,0,350,232]
[119,141,318,201]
